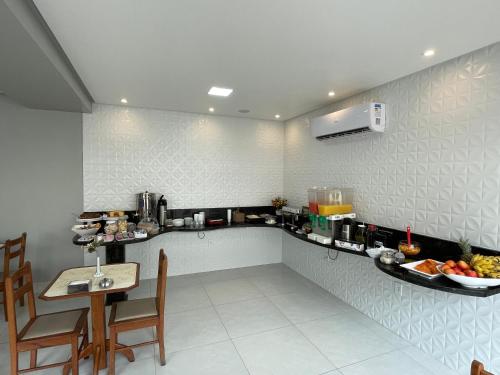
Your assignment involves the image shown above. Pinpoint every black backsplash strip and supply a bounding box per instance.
[361,222,497,260]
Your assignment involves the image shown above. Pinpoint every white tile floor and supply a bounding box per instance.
[0,263,456,375]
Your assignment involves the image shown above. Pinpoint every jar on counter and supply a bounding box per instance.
[380,249,396,265]
[354,224,367,244]
[104,220,119,235]
[366,224,377,248]
[118,219,128,233]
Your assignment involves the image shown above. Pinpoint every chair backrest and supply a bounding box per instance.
[5,262,37,340]
[471,360,494,375]
[3,232,27,280]
[155,249,168,316]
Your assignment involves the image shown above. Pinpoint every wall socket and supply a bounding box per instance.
[394,281,403,297]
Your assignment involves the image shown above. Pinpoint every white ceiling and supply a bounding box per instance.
[34,0,500,120]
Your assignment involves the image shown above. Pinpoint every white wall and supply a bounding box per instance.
[283,234,500,375]
[284,42,500,251]
[283,42,500,375]
[83,104,284,210]
[82,104,285,274]
[0,96,83,281]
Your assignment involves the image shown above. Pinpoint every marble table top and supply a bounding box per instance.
[42,263,139,299]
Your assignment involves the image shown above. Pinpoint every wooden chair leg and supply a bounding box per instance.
[30,349,37,368]
[92,345,100,375]
[3,295,7,321]
[71,336,79,375]
[18,279,24,307]
[82,319,90,360]
[9,350,18,375]
[157,322,166,366]
[109,328,117,375]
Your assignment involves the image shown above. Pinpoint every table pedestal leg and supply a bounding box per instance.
[91,294,107,370]
[105,244,128,305]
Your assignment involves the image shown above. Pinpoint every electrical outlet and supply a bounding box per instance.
[394,281,403,297]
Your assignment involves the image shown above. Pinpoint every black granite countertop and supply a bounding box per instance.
[375,258,500,297]
[72,214,499,297]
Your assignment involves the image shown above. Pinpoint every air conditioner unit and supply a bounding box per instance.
[311,102,385,140]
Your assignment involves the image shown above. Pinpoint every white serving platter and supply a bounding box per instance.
[400,259,444,279]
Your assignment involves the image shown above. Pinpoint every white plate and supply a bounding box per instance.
[76,216,102,223]
[400,259,444,279]
[437,265,500,288]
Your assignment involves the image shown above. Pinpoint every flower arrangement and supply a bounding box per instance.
[272,197,287,209]
[84,237,103,253]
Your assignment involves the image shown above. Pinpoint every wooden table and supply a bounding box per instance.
[40,263,140,372]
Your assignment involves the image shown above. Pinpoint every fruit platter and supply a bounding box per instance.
[438,256,500,289]
[436,238,500,289]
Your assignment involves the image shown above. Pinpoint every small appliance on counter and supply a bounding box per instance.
[157,195,167,227]
[281,206,303,231]
[137,191,157,220]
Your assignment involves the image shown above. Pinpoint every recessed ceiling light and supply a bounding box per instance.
[209,107,215,112]
[274,114,281,119]
[208,86,233,97]
[328,91,335,97]
[423,49,435,57]
[120,98,128,104]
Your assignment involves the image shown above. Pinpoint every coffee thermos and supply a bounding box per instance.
[157,195,167,227]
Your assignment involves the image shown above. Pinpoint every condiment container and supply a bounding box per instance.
[398,240,421,256]
[380,249,396,265]
[104,220,118,235]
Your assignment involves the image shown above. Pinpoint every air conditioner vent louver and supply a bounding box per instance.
[311,103,385,141]
[316,126,370,140]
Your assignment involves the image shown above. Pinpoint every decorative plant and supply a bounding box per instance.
[272,197,288,209]
[84,238,103,253]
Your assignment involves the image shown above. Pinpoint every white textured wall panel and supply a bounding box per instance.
[85,227,283,278]
[284,42,500,250]
[283,226,500,375]
[83,104,284,210]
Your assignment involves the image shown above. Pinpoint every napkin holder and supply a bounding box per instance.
[68,279,91,294]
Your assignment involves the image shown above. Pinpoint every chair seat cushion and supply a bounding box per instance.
[21,309,87,340]
[113,297,158,323]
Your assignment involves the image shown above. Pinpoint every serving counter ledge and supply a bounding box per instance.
[73,221,499,298]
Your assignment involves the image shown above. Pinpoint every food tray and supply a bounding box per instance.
[400,259,444,279]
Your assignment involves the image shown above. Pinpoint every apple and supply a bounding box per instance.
[457,260,470,271]
[441,264,451,271]
[465,270,478,278]
[445,260,456,268]
[444,268,456,275]
[455,271,465,276]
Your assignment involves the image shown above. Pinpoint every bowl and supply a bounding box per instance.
[172,218,184,227]
[438,265,500,289]
[365,247,383,258]
[399,240,421,256]
[72,223,100,237]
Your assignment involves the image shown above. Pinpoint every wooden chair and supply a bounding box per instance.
[108,249,168,375]
[1,233,27,320]
[5,262,90,375]
[471,360,494,375]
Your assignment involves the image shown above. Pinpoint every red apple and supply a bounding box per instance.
[465,270,478,278]
[441,264,451,271]
[457,260,470,271]
[455,271,465,276]
[444,268,456,275]
[445,260,456,268]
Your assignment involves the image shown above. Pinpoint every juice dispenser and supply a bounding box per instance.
[317,188,353,216]
[307,187,319,214]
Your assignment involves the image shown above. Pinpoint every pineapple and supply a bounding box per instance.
[459,237,473,264]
